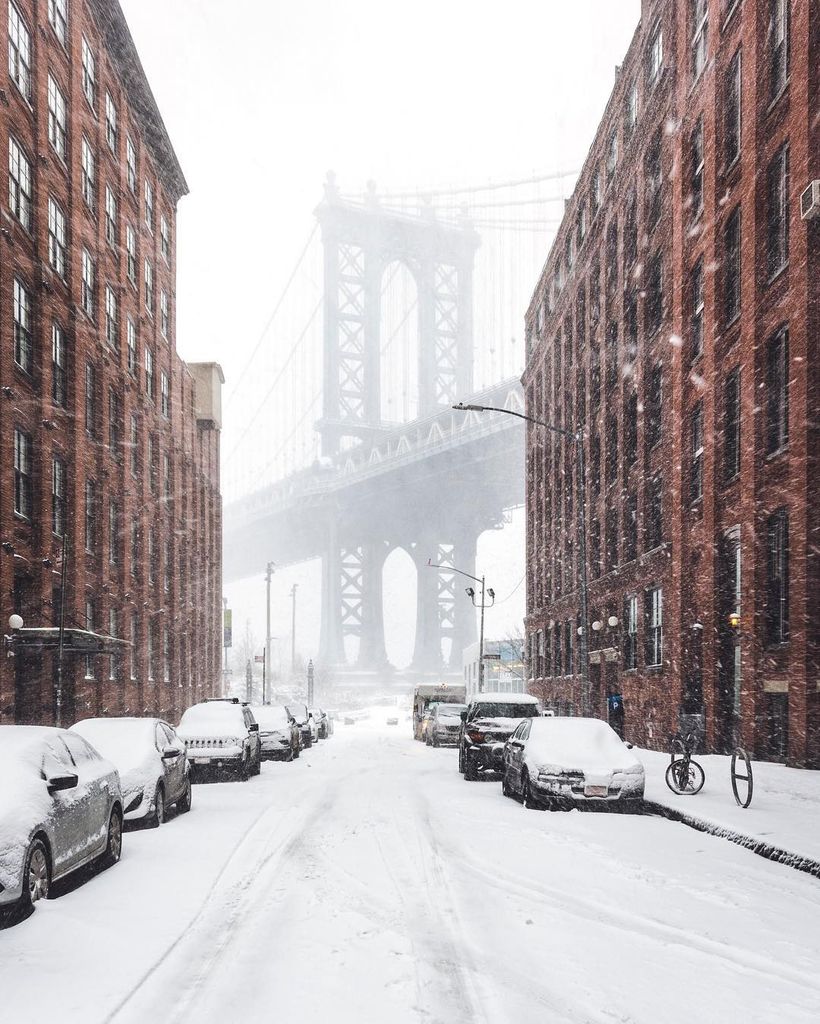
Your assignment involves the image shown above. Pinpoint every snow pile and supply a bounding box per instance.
[470,691,539,705]
[177,704,246,738]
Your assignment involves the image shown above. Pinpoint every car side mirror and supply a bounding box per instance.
[47,771,79,793]
[460,710,468,722]
[625,742,634,749]
[249,723,259,732]
[162,745,182,759]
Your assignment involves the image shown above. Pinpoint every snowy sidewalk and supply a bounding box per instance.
[639,747,820,876]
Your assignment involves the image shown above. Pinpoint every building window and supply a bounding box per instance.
[126,136,137,193]
[647,22,663,85]
[127,317,137,374]
[108,608,119,680]
[126,224,137,285]
[163,452,172,498]
[144,179,154,231]
[725,49,741,168]
[144,258,154,314]
[645,587,663,667]
[624,594,638,669]
[105,186,118,249]
[646,252,663,335]
[13,277,32,373]
[8,136,32,230]
[52,457,66,537]
[766,144,789,279]
[766,325,789,455]
[48,198,67,278]
[81,35,96,107]
[160,290,169,338]
[160,371,170,418]
[691,0,708,80]
[691,402,704,503]
[81,248,95,318]
[646,475,663,550]
[130,521,140,577]
[108,388,121,459]
[576,201,587,246]
[605,223,618,294]
[690,116,704,219]
[592,169,602,214]
[723,206,741,324]
[147,435,157,494]
[8,2,31,99]
[723,369,741,481]
[13,428,32,520]
[624,388,638,467]
[81,136,96,209]
[606,130,618,183]
[645,131,662,229]
[48,0,67,44]
[109,501,120,565]
[129,413,139,478]
[105,92,118,153]
[105,285,119,349]
[624,190,637,270]
[605,409,618,484]
[766,509,789,644]
[47,75,67,160]
[163,626,170,681]
[624,79,638,138]
[52,323,67,408]
[145,347,155,401]
[85,363,97,437]
[147,529,156,586]
[164,539,172,592]
[161,214,170,263]
[130,613,138,679]
[624,490,638,563]
[85,479,96,551]
[769,0,789,102]
[691,258,704,360]
[605,506,619,570]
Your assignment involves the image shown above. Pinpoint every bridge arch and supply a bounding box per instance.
[382,545,417,668]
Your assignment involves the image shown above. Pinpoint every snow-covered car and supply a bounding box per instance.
[251,705,300,761]
[177,699,261,780]
[426,702,467,747]
[458,692,541,780]
[71,717,191,826]
[287,702,316,748]
[503,717,645,809]
[386,716,399,726]
[310,707,331,739]
[0,726,123,914]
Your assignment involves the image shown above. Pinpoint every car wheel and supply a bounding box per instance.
[148,784,166,828]
[502,768,514,799]
[177,777,192,814]
[458,746,465,774]
[239,754,250,781]
[293,743,300,760]
[23,837,50,906]
[521,771,541,810]
[464,753,478,781]
[101,808,123,867]
[252,751,262,776]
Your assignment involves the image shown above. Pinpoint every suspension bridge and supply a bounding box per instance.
[222,168,575,686]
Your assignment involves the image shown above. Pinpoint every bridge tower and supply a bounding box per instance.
[316,174,483,680]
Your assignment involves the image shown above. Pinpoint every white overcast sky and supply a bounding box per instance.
[119,0,642,665]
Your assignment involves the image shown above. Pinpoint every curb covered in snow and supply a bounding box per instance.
[643,800,820,881]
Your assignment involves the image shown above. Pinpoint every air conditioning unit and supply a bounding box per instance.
[800,181,820,221]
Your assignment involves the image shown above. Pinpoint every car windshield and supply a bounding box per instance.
[251,706,290,730]
[473,703,539,719]
[437,704,466,717]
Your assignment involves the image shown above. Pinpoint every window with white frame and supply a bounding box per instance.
[129,413,139,477]
[48,197,67,278]
[84,478,96,550]
[160,290,169,338]
[606,130,618,182]
[145,346,154,400]
[48,0,67,45]
[691,401,704,503]
[144,258,154,314]
[160,371,170,418]
[624,594,638,669]
[160,214,170,262]
[84,597,95,679]
[52,457,66,537]
[81,136,95,208]
[126,136,137,193]
[130,613,138,680]
[127,316,137,374]
[692,0,708,80]
[13,277,32,373]
[724,49,741,167]
[109,501,119,565]
[144,179,154,231]
[47,75,67,159]
[625,79,638,137]
[14,428,32,520]
[645,587,663,666]
[105,185,118,248]
[8,136,32,230]
[105,285,118,349]
[52,322,67,407]
[81,35,96,107]
[126,224,137,285]
[8,2,31,100]
[81,248,95,317]
[163,626,170,681]
[769,0,789,101]
[690,116,704,218]
[108,608,118,680]
[105,92,118,153]
[648,23,663,85]
[691,257,704,360]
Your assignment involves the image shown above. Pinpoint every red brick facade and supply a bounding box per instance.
[0,0,223,726]
[523,0,819,765]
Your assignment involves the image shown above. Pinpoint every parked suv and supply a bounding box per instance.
[426,702,467,747]
[177,699,261,781]
[458,692,541,781]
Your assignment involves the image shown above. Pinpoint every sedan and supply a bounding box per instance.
[251,705,300,761]
[71,717,191,827]
[502,717,645,810]
[0,726,123,915]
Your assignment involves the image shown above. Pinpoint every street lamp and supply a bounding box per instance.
[453,400,592,715]
[427,559,495,693]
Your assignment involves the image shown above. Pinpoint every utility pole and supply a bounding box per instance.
[290,583,298,674]
[265,562,275,703]
[307,658,314,706]
[427,559,494,694]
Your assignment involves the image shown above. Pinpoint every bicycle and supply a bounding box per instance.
[665,733,705,795]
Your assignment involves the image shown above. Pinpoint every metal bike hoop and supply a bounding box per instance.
[730,747,754,808]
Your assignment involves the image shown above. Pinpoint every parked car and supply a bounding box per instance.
[0,726,123,915]
[177,699,261,780]
[502,717,645,809]
[251,705,301,761]
[310,707,331,739]
[458,692,541,780]
[386,716,399,726]
[426,702,467,747]
[287,702,316,748]
[71,717,191,826]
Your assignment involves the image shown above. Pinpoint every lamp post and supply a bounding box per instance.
[265,562,275,703]
[427,559,495,693]
[453,401,591,715]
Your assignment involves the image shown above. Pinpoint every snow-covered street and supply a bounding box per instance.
[2,714,819,1024]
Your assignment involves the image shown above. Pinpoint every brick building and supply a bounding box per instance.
[523,0,818,765]
[0,0,223,727]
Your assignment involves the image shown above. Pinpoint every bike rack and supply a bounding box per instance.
[730,748,754,808]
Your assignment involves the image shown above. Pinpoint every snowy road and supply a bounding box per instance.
[2,714,819,1024]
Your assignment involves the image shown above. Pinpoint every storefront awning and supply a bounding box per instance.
[4,628,131,655]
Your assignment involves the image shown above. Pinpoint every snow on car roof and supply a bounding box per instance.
[250,705,290,728]
[525,717,642,774]
[178,702,245,735]
[71,717,158,771]
[470,692,540,704]
[0,724,64,759]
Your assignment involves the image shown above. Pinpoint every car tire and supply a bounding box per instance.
[239,754,250,782]
[502,768,514,799]
[148,784,166,828]
[521,771,542,810]
[293,743,300,760]
[177,777,192,814]
[464,753,478,781]
[22,837,51,907]
[100,808,123,868]
[252,751,262,776]
[458,746,465,774]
